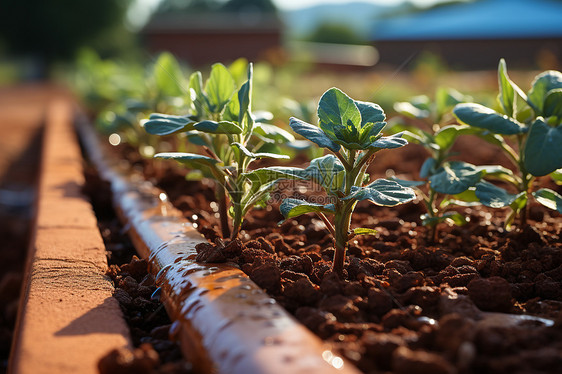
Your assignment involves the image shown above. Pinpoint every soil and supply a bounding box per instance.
[108,132,561,373]
[82,166,193,374]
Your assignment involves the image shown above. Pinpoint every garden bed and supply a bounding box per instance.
[83,110,561,373]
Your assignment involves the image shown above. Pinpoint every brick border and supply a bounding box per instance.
[9,100,131,374]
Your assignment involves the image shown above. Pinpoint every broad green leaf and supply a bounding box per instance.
[393,101,430,119]
[354,100,385,127]
[353,228,378,236]
[454,103,526,135]
[155,152,220,169]
[231,142,289,160]
[429,161,482,195]
[420,157,437,178]
[205,63,235,114]
[154,52,185,97]
[543,88,562,118]
[280,198,335,219]
[307,154,345,192]
[144,116,195,135]
[193,120,243,134]
[289,117,340,152]
[368,133,408,149]
[254,123,295,143]
[533,188,562,213]
[317,88,361,139]
[475,181,524,208]
[433,124,479,150]
[527,70,562,115]
[228,58,248,84]
[449,188,481,206]
[344,179,416,206]
[523,118,562,176]
[551,168,562,185]
[390,176,425,188]
[184,131,207,146]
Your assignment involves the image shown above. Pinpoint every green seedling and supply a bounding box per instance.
[279,88,416,276]
[390,89,511,242]
[144,62,296,239]
[453,59,562,227]
[96,52,189,157]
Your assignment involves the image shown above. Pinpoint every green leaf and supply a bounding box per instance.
[393,101,430,119]
[551,168,562,185]
[533,188,562,213]
[193,120,243,134]
[434,124,480,150]
[307,155,345,192]
[352,228,378,236]
[528,70,562,115]
[543,88,562,118]
[344,179,416,206]
[280,198,335,219]
[390,176,425,188]
[155,152,220,169]
[354,100,385,127]
[205,63,235,114]
[189,71,205,116]
[144,115,195,135]
[154,52,185,97]
[497,58,515,117]
[475,181,524,208]
[523,118,562,176]
[238,63,253,133]
[317,88,362,140]
[420,157,437,178]
[443,211,469,226]
[254,123,295,143]
[289,117,340,152]
[436,87,468,118]
[368,133,408,149]
[453,103,527,135]
[429,161,483,195]
[449,188,481,206]
[231,142,289,160]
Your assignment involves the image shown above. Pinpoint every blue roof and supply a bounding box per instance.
[371,0,562,41]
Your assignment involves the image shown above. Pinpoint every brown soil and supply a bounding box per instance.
[110,132,561,373]
[83,166,193,374]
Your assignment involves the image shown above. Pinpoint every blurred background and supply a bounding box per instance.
[1,0,561,84]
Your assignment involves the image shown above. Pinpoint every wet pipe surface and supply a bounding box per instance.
[76,115,360,374]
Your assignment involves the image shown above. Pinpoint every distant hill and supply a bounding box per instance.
[281,2,393,38]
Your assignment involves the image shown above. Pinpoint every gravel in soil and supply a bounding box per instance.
[118,136,562,374]
[83,166,193,374]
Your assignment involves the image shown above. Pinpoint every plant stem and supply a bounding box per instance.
[216,186,231,239]
[332,201,354,277]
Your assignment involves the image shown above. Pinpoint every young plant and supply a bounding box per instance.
[279,88,416,276]
[390,89,512,242]
[453,59,562,226]
[143,62,296,239]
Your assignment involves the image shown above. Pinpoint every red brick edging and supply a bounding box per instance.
[9,100,130,374]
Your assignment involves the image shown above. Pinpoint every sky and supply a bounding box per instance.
[127,0,451,30]
[274,0,446,10]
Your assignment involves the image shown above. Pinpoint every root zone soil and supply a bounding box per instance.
[109,135,561,374]
[83,166,193,374]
